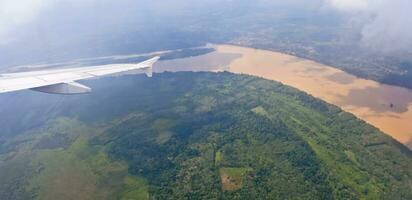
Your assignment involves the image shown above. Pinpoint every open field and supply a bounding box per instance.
[219,167,250,191]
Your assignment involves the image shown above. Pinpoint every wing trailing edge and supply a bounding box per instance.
[31,82,91,94]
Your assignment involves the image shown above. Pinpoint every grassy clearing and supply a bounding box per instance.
[195,96,216,113]
[219,167,250,191]
[120,176,149,200]
[215,151,223,165]
[23,118,148,200]
[251,106,269,117]
[344,150,360,166]
[152,119,176,144]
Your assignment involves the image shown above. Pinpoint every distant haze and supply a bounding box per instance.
[0,0,410,67]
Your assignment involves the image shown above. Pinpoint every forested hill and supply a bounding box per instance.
[0,72,411,200]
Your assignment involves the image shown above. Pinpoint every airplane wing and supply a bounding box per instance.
[0,56,160,94]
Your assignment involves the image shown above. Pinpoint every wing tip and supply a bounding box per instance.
[139,56,160,67]
[148,56,161,64]
[142,56,160,78]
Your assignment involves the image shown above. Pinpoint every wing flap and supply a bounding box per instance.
[31,82,91,94]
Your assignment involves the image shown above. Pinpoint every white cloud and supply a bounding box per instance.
[0,0,97,43]
[361,0,412,53]
[326,0,371,12]
[326,0,412,53]
[0,0,56,42]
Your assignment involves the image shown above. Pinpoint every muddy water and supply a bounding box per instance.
[156,44,412,149]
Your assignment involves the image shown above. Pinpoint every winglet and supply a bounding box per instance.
[141,56,160,77]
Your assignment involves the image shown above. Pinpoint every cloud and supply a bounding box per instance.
[361,1,412,53]
[0,0,54,43]
[0,0,97,44]
[325,0,371,12]
[326,0,412,54]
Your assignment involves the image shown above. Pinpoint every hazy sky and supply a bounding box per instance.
[0,0,410,65]
[0,0,99,44]
[326,0,412,53]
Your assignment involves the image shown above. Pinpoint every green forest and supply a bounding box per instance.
[0,72,411,199]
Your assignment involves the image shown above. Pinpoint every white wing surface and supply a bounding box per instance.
[0,56,159,94]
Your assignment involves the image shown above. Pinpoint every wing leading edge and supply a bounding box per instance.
[0,56,160,94]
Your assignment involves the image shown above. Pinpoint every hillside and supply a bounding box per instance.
[0,72,411,199]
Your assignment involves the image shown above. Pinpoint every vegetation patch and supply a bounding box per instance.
[152,119,176,144]
[215,150,223,165]
[119,176,149,200]
[344,150,360,166]
[219,167,250,191]
[34,134,72,150]
[251,106,269,117]
[194,96,216,113]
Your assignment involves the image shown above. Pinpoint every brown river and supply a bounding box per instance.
[155,44,412,149]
